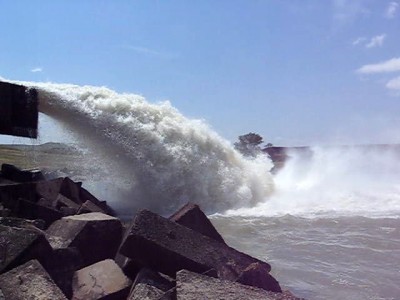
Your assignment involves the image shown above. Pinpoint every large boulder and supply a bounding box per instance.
[0,259,67,300]
[120,209,281,292]
[71,259,132,300]
[0,224,52,273]
[169,202,225,244]
[128,268,175,300]
[176,269,301,300]
[46,212,123,266]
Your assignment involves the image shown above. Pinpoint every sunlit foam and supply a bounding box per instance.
[7,80,274,215]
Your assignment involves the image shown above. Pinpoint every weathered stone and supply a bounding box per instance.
[17,198,63,226]
[128,268,175,300]
[115,254,142,281]
[36,178,64,202]
[0,216,45,230]
[72,259,132,300]
[56,193,81,210]
[46,212,123,266]
[176,269,300,300]
[237,262,282,291]
[79,187,114,216]
[77,200,105,214]
[120,210,281,293]
[43,247,84,299]
[0,81,38,138]
[0,182,37,211]
[60,177,82,205]
[169,202,225,244]
[0,259,67,299]
[1,164,44,183]
[0,224,52,273]
[60,206,78,216]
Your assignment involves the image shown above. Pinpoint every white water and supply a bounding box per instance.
[11,80,274,215]
[225,146,400,218]
[4,80,400,299]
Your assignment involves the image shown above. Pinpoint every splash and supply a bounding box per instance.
[224,146,400,218]
[9,80,274,215]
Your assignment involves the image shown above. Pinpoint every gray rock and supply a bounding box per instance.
[0,259,67,300]
[128,268,174,300]
[176,269,301,300]
[0,217,45,230]
[72,259,132,300]
[169,202,225,244]
[0,224,52,273]
[46,212,123,266]
[120,210,281,292]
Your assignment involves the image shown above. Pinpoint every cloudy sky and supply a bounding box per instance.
[1,0,399,146]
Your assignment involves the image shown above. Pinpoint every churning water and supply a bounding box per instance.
[7,80,400,299]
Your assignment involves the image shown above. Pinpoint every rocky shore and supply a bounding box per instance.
[0,164,303,299]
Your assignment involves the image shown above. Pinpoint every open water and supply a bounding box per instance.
[7,80,400,299]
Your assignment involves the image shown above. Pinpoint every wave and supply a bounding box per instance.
[223,146,400,218]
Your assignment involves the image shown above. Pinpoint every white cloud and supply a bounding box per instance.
[332,0,370,30]
[386,76,400,90]
[31,67,43,73]
[385,1,399,19]
[352,37,366,46]
[357,57,400,74]
[365,34,386,48]
[120,45,177,60]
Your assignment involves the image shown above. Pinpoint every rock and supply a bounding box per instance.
[0,259,67,299]
[0,216,45,230]
[36,178,64,202]
[77,200,106,214]
[16,198,63,226]
[46,212,123,266]
[237,262,282,292]
[43,247,84,299]
[169,202,225,244]
[79,187,114,216]
[120,209,281,293]
[1,164,44,183]
[0,81,38,138]
[176,269,301,300]
[128,268,175,300]
[60,177,82,205]
[0,224,52,273]
[71,259,132,300]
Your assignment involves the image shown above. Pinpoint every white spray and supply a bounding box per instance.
[225,146,400,218]
[12,81,274,215]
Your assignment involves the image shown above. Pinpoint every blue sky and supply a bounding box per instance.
[1,0,400,146]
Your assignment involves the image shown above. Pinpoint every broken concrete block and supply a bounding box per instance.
[17,198,63,226]
[36,178,64,202]
[77,199,106,214]
[80,187,114,216]
[46,212,123,266]
[72,259,132,300]
[43,247,84,299]
[176,269,300,300]
[0,216,45,230]
[60,177,82,205]
[0,224,52,273]
[0,259,67,300]
[169,202,225,244]
[0,81,38,138]
[1,164,44,183]
[120,209,281,293]
[128,268,175,300]
[236,262,282,292]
